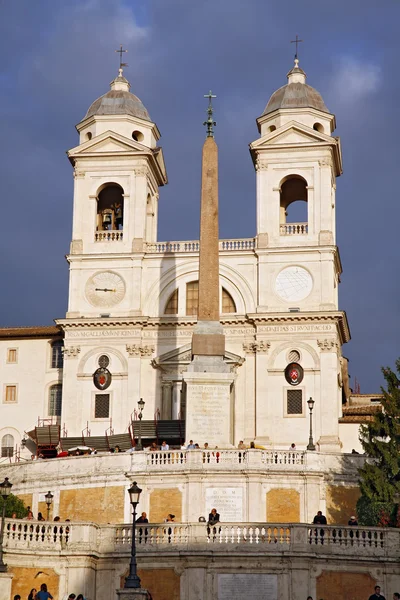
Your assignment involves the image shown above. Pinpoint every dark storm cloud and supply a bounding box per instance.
[0,0,398,392]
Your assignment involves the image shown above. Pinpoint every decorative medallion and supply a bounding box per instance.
[285,362,304,386]
[85,271,126,307]
[93,355,112,390]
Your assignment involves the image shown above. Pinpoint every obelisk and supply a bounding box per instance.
[184,92,234,447]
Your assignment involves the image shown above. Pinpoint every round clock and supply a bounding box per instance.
[85,271,126,307]
[275,266,312,302]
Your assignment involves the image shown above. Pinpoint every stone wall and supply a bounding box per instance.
[10,567,59,600]
[316,570,376,600]
[266,489,300,522]
[59,485,125,523]
[149,488,182,522]
[326,485,361,525]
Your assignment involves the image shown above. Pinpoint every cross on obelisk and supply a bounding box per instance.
[115,44,128,69]
[290,35,303,59]
[203,90,217,138]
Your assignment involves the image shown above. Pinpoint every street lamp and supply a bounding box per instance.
[124,481,142,589]
[45,491,53,521]
[0,477,13,572]
[136,398,145,451]
[307,397,316,451]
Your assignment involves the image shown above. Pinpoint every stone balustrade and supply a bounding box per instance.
[4,520,399,559]
[280,223,308,235]
[94,230,123,241]
[144,238,255,253]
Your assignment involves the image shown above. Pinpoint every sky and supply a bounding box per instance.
[0,0,398,393]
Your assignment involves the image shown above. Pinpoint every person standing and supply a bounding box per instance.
[160,441,169,450]
[207,508,221,538]
[313,511,327,525]
[368,585,386,600]
[136,511,149,543]
[348,515,358,526]
[35,584,53,600]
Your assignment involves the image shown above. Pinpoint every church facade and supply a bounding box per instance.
[0,60,356,457]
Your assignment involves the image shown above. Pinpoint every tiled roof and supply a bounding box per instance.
[0,326,61,339]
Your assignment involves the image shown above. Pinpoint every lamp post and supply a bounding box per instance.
[45,491,53,521]
[307,397,316,451]
[0,477,13,572]
[124,481,142,589]
[136,398,145,451]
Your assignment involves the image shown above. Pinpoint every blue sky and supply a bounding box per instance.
[0,0,398,393]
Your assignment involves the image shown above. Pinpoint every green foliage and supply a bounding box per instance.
[358,359,400,524]
[356,495,397,527]
[0,493,28,518]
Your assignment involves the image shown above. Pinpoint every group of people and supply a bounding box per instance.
[307,588,399,600]
[14,585,86,600]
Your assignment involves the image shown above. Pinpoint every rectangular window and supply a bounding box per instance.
[287,389,303,415]
[95,394,110,418]
[4,385,17,404]
[7,348,17,363]
[51,341,64,369]
[186,281,199,316]
[49,384,62,417]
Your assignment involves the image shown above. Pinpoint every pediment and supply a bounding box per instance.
[153,343,244,371]
[68,131,150,158]
[251,122,334,149]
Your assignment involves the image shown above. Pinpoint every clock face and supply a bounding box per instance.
[275,266,313,302]
[85,271,126,307]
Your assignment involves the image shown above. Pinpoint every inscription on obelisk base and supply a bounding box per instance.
[185,372,233,447]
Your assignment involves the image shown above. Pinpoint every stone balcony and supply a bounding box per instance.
[280,222,308,235]
[4,519,399,560]
[144,238,256,253]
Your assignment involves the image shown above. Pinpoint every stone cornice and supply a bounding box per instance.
[247,311,350,345]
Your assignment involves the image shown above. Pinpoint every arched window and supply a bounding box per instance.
[51,340,64,369]
[280,176,308,231]
[1,434,14,458]
[185,281,237,316]
[97,184,124,231]
[165,289,178,314]
[222,289,236,313]
[186,281,199,316]
[48,384,62,417]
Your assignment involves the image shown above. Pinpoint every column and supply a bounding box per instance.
[161,381,172,419]
[172,381,183,419]
[317,339,341,451]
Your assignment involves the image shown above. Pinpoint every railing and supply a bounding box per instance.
[4,520,398,558]
[280,223,308,235]
[5,521,70,548]
[145,238,256,253]
[262,450,305,465]
[95,231,123,242]
[143,449,306,469]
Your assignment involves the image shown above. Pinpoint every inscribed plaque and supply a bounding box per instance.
[218,574,277,600]
[206,487,243,522]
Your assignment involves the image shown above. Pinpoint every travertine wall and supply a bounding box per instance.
[316,570,376,600]
[326,485,360,525]
[10,567,59,600]
[149,488,182,522]
[120,569,180,600]
[266,489,300,522]
[59,486,125,523]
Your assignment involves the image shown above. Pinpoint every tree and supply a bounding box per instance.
[0,493,28,518]
[357,359,400,525]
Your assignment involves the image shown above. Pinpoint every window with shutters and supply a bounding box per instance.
[4,385,17,404]
[286,389,303,416]
[7,348,18,363]
[1,434,14,458]
[49,384,62,417]
[95,394,110,418]
[51,340,64,369]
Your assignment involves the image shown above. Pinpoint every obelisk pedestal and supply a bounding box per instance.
[184,94,234,447]
[116,589,149,600]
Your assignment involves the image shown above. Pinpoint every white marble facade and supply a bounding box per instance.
[0,61,353,454]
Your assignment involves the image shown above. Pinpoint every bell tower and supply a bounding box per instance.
[249,59,349,452]
[250,58,343,313]
[66,67,167,318]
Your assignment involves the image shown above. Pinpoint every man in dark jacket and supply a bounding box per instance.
[136,511,149,543]
[368,585,386,600]
[313,511,327,525]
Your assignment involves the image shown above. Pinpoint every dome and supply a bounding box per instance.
[262,60,329,116]
[83,72,151,122]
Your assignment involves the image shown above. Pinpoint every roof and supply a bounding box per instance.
[339,404,381,424]
[262,60,329,117]
[0,325,61,339]
[84,90,151,121]
[83,72,151,122]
